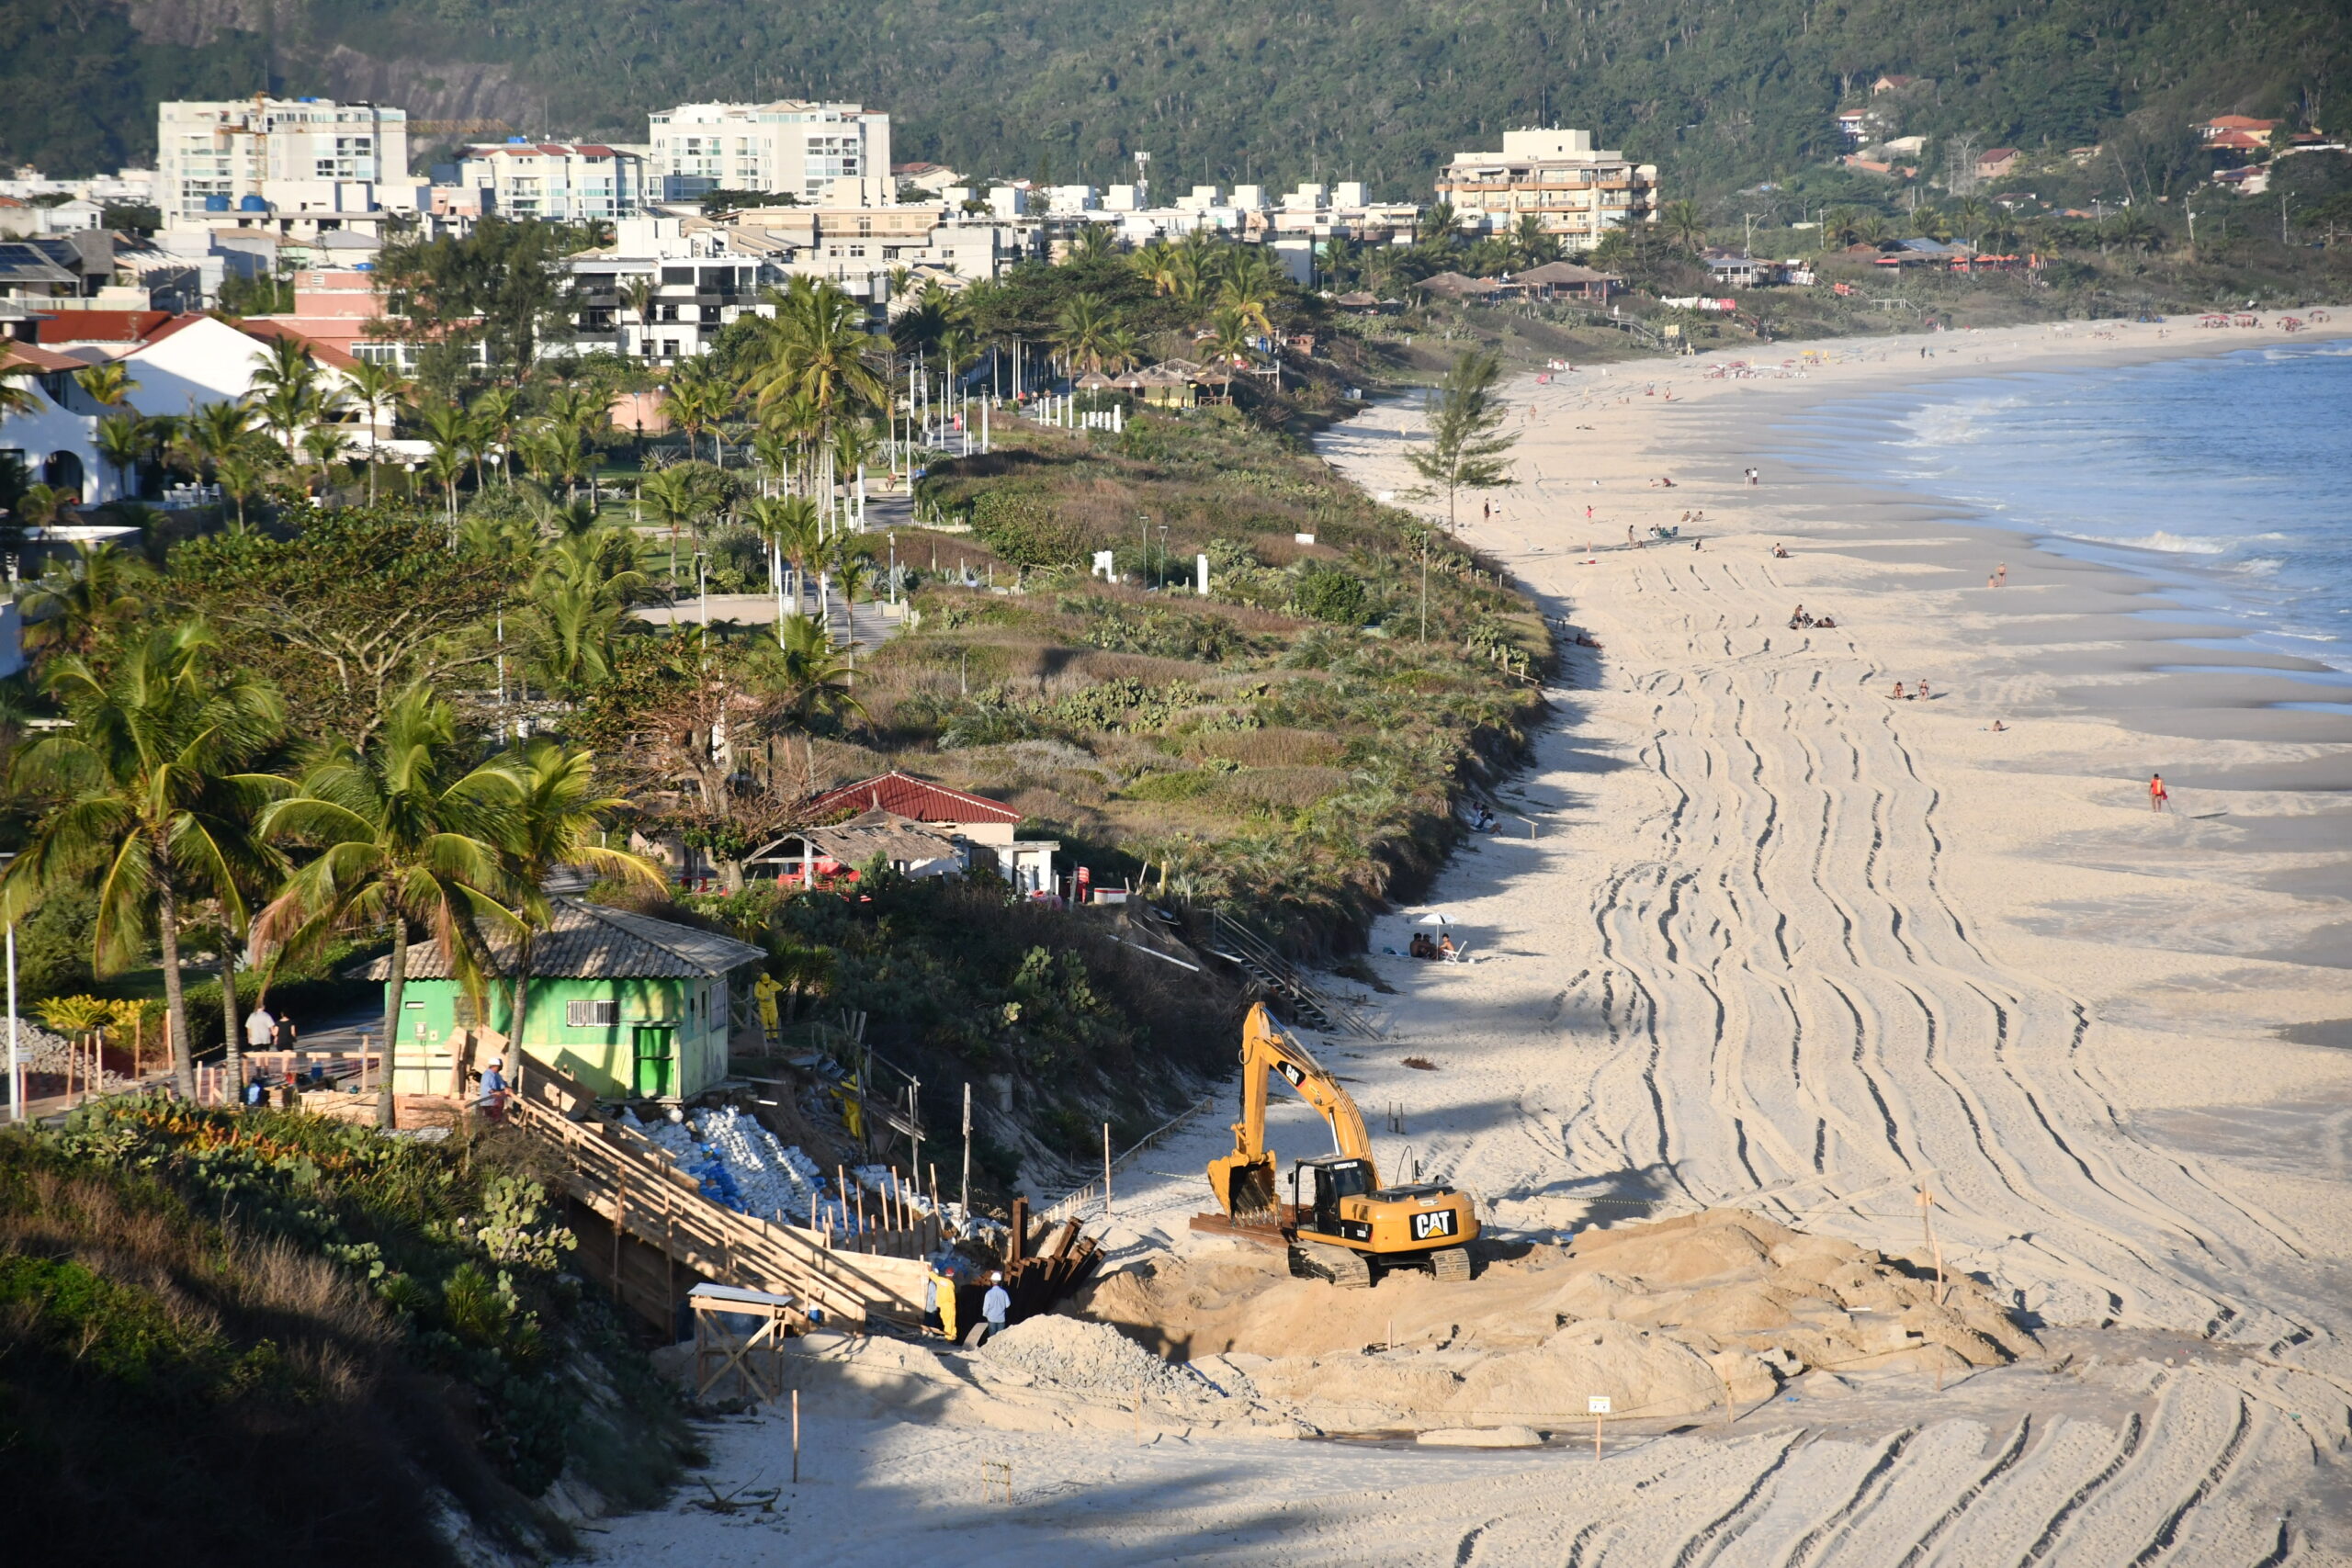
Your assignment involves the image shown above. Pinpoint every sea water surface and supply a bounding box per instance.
[1778,339,2352,679]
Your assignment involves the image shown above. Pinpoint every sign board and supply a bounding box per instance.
[1587,1395,1611,1416]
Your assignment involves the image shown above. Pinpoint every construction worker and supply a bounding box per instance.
[981,1271,1011,1344]
[753,973,784,1047]
[926,1267,957,1340]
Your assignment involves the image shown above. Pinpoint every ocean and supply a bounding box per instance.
[1780,339,2352,685]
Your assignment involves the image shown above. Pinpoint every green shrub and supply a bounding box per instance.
[14,886,98,1001]
[1291,566,1372,626]
[969,488,1091,567]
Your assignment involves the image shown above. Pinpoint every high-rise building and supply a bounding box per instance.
[1433,129,1658,246]
[157,97,410,220]
[647,102,891,202]
[457,141,645,223]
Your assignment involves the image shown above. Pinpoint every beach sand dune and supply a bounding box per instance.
[591,318,2352,1567]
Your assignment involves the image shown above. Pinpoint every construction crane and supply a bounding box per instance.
[1192,1004,1476,1287]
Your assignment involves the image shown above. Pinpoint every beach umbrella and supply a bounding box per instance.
[1416,911,1454,927]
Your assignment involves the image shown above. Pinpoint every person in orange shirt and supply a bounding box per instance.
[2149,773,2169,812]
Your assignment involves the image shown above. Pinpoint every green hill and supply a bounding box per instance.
[6,0,2343,197]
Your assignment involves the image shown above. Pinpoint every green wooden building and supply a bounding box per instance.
[368,897,767,1101]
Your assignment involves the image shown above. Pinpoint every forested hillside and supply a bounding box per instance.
[5,0,2344,196]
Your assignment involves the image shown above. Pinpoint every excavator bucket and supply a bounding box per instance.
[1207,1150,1279,1223]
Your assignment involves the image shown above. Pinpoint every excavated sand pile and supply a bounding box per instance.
[1072,1207,2038,1430]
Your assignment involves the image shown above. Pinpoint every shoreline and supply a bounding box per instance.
[584,320,2352,1565]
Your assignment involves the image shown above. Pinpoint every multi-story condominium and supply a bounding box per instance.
[457,141,644,223]
[157,97,410,220]
[1433,129,1658,246]
[648,102,891,201]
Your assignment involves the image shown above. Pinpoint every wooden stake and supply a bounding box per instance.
[791,1389,800,1483]
[1103,1122,1113,1216]
[1594,1411,1604,1461]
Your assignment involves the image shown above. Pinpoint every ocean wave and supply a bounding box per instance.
[1894,394,2029,448]
[2057,529,2236,555]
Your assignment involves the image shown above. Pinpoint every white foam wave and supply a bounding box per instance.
[2058,529,2234,556]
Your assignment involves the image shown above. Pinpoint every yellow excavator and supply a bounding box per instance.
[1192,1004,1477,1287]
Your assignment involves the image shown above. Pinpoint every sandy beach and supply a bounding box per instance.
[592,318,2352,1566]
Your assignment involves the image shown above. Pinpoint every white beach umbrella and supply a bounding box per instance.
[1416,911,1454,927]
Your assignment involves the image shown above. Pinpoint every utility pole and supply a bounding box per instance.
[960,1081,972,1223]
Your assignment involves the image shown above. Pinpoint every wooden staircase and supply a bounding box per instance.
[508,1059,929,1329]
[1199,910,1384,1040]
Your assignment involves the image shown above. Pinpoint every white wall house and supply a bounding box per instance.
[157,97,411,222]
[457,141,644,224]
[649,102,890,202]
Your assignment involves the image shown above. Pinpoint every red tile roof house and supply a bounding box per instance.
[2200,116,2280,142]
[1975,148,2021,180]
[803,772,1059,895]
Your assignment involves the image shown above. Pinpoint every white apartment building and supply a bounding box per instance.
[569,208,1031,364]
[648,102,890,201]
[457,141,644,223]
[157,97,410,220]
[1433,128,1658,245]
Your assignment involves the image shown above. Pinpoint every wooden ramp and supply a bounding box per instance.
[508,1058,930,1331]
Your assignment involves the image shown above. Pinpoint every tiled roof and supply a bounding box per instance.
[1,341,85,374]
[237,318,362,370]
[752,808,968,867]
[364,897,763,981]
[28,309,174,344]
[807,770,1020,824]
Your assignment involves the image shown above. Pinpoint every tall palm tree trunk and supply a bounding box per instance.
[377,920,409,1128]
[506,935,532,1066]
[154,873,198,1100]
[218,945,244,1104]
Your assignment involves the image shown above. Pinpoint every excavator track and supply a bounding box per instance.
[1290,1239,1374,1289]
[1430,1247,1472,1282]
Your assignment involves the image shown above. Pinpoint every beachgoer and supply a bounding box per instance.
[1917,680,1931,700]
[1988,571,1997,588]
[243,1071,267,1107]
[1996,563,2008,586]
[1409,931,1431,959]
[2149,773,2169,812]
[1988,719,2007,732]
[243,1004,276,1054]
[1437,933,1458,960]
[1892,681,1906,700]
[1627,525,1638,547]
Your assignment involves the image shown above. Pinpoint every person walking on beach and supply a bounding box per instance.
[2149,773,2169,812]
[1996,563,2008,586]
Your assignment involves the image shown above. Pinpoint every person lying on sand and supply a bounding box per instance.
[1814,615,1836,628]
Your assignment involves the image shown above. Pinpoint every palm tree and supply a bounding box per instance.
[527,526,645,690]
[4,621,284,1100]
[491,739,660,1054]
[249,334,324,459]
[215,451,269,531]
[618,276,659,355]
[94,412,152,502]
[748,278,887,531]
[1064,222,1117,264]
[0,365,38,423]
[1660,199,1710,254]
[1416,202,1459,244]
[1510,214,1559,269]
[1133,239,1180,297]
[664,367,726,464]
[258,687,520,1128]
[469,386,521,485]
[12,483,72,528]
[749,493,824,626]
[1952,195,1990,253]
[300,422,353,492]
[752,611,865,727]
[1102,327,1143,375]
[415,400,476,527]
[1204,306,1257,369]
[19,540,151,655]
[73,362,138,411]
[1054,292,1115,375]
[175,400,263,481]
[342,358,409,504]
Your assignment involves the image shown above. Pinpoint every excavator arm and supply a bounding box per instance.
[1208,1003,1374,1220]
